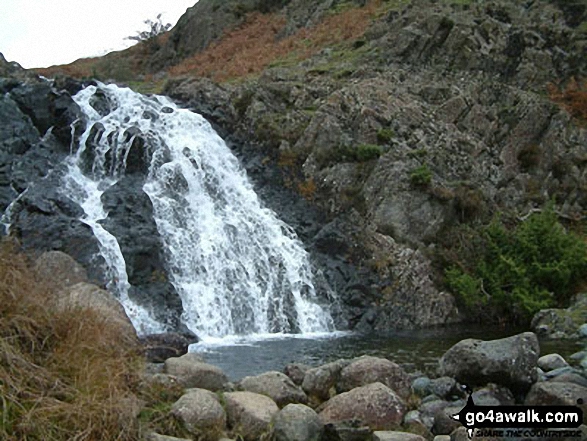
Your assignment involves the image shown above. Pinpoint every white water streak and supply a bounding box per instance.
[66,82,334,338]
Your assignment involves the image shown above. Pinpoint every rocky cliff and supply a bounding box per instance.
[4,0,587,331]
[159,0,587,328]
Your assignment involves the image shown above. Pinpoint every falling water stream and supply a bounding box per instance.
[4,82,583,380]
[62,82,335,339]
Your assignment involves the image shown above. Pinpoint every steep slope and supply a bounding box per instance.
[19,0,587,329]
[160,0,587,328]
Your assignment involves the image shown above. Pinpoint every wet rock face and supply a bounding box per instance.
[5,0,587,334]
[0,77,108,283]
[0,76,188,332]
[100,176,182,328]
[140,332,198,363]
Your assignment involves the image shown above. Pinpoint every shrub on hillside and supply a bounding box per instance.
[356,143,383,161]
[548,77,587,122]
[446,206,587,323]
[409,164,432,187]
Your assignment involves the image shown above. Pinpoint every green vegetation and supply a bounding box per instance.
[126,80,165,95]
[138,381,190,439]
[336,143,382,162]
[407,148,428,158]
[446,206,587,323]
[356,143,383,161]
[376,128,395,144]
[446,0,474,6]
[409,164,432,187]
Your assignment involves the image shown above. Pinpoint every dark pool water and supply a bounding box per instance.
[189,325,586,381]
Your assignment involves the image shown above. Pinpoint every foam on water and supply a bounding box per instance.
[63,82,335,339]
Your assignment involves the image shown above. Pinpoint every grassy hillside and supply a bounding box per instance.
[0,242,142,440]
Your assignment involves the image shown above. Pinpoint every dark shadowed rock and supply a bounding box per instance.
[284,363,311,386]
[11,179,105,283]
[100,176,183,329]
[0,93,39,157]
[140,332,199,363]
[438,332,540,394]
[322,420,372,441]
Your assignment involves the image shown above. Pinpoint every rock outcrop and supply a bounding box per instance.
[319,382,407,430]
[239,371,308,407]
[161,0,587,330]
[171,389,226,437]
[336,355,411,399]
[4,0,587,333]
[224,391,280,441]
[532,293,587,339]
[165,353,228,390]
[438,332,540,394]
[272,403,323,441]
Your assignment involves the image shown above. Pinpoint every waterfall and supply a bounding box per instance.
[64,82,334,338]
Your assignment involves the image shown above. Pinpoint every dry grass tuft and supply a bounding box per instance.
[0,241,143,440]
[169,0,382,82]
[548,77,587,123]
[298,178,318,201]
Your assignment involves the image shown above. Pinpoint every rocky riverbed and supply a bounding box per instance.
[140,331,587,441]
[29,248,587,441]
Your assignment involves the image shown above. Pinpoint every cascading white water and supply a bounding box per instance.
[65,82,334,338]
[63,86,165,335]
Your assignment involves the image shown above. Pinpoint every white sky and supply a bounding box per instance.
[0,1,199,68]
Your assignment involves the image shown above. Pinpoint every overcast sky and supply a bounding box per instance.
[0,0,198,68]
